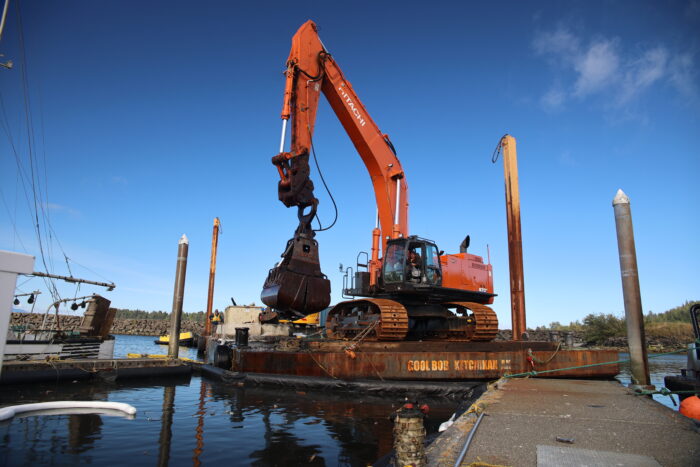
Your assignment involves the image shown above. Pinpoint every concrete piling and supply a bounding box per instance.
[612,189,650,387]
[168,234,189,359]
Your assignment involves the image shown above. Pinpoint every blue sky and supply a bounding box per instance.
[1,1,698,327]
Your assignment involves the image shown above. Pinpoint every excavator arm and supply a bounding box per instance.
[262,20,409,315]
[273,20,408,246]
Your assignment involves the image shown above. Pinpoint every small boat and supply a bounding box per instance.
[5,294,116,361]
[154,331,196,347]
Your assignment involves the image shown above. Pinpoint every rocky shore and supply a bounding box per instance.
[10,312,204,337]
[496,329,689,352]
[8,313,690,350]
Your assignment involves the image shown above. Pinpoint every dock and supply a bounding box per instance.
[426,378,700,466]
[0,358,191,384]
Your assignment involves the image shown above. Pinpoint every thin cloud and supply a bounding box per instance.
[668,53,697,98]
[558,150,577,167]
[618,47,667,104]
[532,26,579,58]
[532,26,697,112]
[573,39,620,97]
[111,176,128,185]
[540,87,566,112]
[46,203,80,217]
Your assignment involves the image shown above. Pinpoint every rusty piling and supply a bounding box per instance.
[612,189,650,387]
[499,135,527,340]
[168,234,189,359]
[204,218,220,337]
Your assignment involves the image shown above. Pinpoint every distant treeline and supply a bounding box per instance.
[544,300,698,345]
[113,308,206,321]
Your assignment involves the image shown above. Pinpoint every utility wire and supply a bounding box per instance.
[15,1,58,301]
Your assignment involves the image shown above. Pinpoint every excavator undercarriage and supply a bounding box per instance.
[325,299,498,342]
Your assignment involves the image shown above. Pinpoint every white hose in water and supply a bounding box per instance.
[0,401,137,421]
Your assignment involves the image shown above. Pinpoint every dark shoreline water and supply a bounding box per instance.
[0,335,461,466]
[0,335,688,465]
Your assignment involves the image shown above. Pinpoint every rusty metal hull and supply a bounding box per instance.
[231,341,619,380]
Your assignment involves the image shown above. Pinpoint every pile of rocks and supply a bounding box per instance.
[9,312,204,337]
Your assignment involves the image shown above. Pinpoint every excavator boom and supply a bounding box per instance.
[276,20,409,245]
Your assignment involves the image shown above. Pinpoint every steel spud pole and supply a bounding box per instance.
[168,234,189,358]
[612,190,650,386]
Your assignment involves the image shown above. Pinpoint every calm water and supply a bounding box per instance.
[0,335,460,466]
[616,351,687,409]
[0,337,690,465]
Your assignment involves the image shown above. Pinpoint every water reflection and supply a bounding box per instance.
[0,374,459,466]
[158,385,176,467]
[67,414,102,454]
[193,378,207,466]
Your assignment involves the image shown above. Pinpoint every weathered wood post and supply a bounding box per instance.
[204,218,220,337]
[612,189,651,387]
[498,135,527,340]
[168,234,189,359]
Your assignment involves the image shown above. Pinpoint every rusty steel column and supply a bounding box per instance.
[168,234,189,359]
[613,189,651,386]
[500,135,527,340]
[204,218,220,337]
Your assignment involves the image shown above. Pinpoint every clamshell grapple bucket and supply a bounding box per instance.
[261,233,330,314]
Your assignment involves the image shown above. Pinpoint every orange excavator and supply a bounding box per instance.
[261,21,498,341]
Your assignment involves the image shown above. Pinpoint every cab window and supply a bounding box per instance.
[424,244,441,284]
[383,243,405,283]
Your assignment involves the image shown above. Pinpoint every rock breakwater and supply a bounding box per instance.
[10,312,204,337]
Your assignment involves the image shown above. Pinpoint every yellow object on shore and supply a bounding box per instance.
[279,312,320,326]
[156,332,193,343]
[126,353,196,363]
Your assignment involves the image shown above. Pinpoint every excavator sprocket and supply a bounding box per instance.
[325,298,408,341]
[445,302,499,341]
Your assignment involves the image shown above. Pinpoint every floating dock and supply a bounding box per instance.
[426,377,700,466]
[0,358,191,384]
[224,339,620,380]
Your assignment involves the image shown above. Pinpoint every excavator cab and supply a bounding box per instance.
[381,237,442,289]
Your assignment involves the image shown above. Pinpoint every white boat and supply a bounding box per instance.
[4,294,116,362]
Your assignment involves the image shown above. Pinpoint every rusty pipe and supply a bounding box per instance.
[613,189,650,386]
[204,218,220,337]
[500,135,526,340]
[168,234,189,358]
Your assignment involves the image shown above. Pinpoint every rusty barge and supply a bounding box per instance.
[206,336,620,383]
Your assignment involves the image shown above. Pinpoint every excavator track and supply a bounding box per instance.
[325,298,408,341]
[445,302,499,341]
[375,299,410,341]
